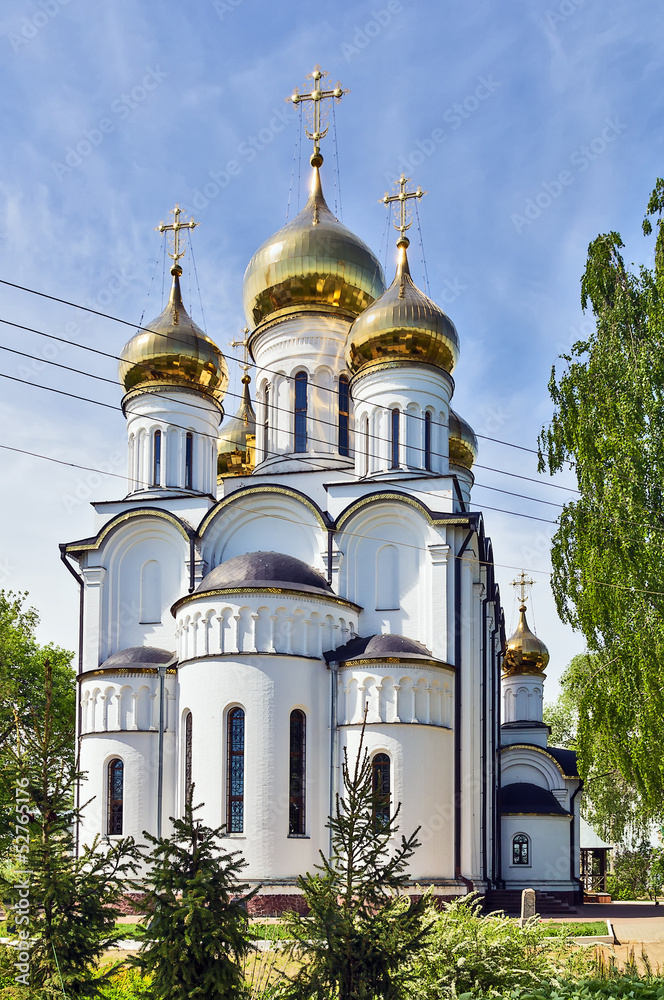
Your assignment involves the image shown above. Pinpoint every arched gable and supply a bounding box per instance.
[501,745,567,793]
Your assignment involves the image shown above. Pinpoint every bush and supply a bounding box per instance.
[501,980,664,998]
[410,894,577,1000]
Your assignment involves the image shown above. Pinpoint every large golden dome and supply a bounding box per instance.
[344,238,460,375]
[242,160,385,330]
[502,604,550,677]
[449,410,478,471]
[119,265,229,404]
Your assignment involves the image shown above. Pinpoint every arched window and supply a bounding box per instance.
[152,429,162,486]
[375,544,399,610]
[185,432,193,490]
[294,371,308,453]
[391,408,400,468]
[263,384,270,461]
[513,833,530,865]
[107,758,124,835]
[227,708,245,833]
[140,560,161,624]
[363,415,370,476]
[338,375,350,457]
[372,753,390,830]
[289,710,306,835]
[424,411,432,471]
[184,711,193,805]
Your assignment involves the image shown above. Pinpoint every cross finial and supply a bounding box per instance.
[230,327,251,380]
[511,571,535,606]
[381,174,427,247]
[156,204,198,262]
[288,65,349,165]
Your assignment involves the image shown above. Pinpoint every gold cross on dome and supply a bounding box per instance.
[511,571,535,604]
[230,327,251,377]
[156,204,198,262]
[381,174,427,241]
[288,65,349,162]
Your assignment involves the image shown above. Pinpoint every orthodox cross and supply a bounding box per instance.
[289,65,349,162]
[511,571,535,605]
[156,204,198,262]
[230,327,251,379]
[382,174,427,243]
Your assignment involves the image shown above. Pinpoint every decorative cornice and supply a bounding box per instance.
[338,656,454,671]
[172,586,362,616]
[79,667,178,682]
[335,491,477,532]
[65,507,192,555]
[198,484,329,535]
[501,743,578,780]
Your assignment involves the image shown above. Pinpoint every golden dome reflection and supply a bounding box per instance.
[344,239,460,376]
[449,410,478,471]
[502,604,550,677]
[242,160,385,330]
[217,375,256,478]
[119,265,229,405]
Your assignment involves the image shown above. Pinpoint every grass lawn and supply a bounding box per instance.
[541,920,609,937]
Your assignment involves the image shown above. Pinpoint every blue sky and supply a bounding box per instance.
[0,0,662,693]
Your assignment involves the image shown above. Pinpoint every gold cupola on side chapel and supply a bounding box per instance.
[501,573,550,745]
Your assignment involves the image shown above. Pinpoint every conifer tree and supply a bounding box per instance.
[134,790,255,1000]
[0,657,138,999]
[283,715,431,1000]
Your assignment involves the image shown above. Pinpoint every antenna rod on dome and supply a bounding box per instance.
[288,65,348,166]
[156,204,198,262]
[381,174,427,248]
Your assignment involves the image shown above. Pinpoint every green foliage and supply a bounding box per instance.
[97,967,153,999]
[282,721,430,1000]
[538,183,664,836]
[410,894,574,999]
[0,590,75,857]
[499,982,664,999]
[134,789,255,1000]
[0,658,139,999]
[606,844,664,901]
[540,921,609,938]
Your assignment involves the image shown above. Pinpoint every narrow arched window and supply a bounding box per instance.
[294,372,308,453]
[513,833,529,865]
[363,416,370,476]
[185,432,193,490]
[184,711,193,805]
[289,710,306,836]
[152,429,162,486]
[140,560,161,624]
[372,753,390,830]
[338,375,350,457]
[227,708,245,833]
[107,758,124,835]
[424,411,432,471]
[263,385,270,462]
[391,408,400,469]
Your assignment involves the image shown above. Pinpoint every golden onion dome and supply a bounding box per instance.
[344,238,460,375]
[119,265,229,404]
[217,375,256,478]
[449,409,478,471]
[242,158,385,330]
[502,604,550,677]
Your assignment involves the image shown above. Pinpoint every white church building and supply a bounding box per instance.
[61,69,582,913]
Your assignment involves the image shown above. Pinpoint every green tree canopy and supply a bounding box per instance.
[539,180,664,836]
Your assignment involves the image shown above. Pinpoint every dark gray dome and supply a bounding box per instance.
[197,551,333,597]
[500,782,569,816]
[100,647,176,670]
[326,633,434,663]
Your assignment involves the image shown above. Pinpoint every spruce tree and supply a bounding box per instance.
[283,716,431,1000]
[0,658,138,999]
[134,790,255,1000]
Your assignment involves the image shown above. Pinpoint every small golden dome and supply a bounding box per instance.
[119,265,229,404]
[218,375,256,478]
[242,161,385,330]
[344,239,460,375]
[503,605,550,676]
[449,409,478,471]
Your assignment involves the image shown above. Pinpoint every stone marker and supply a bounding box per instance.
[520,887,537,926]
